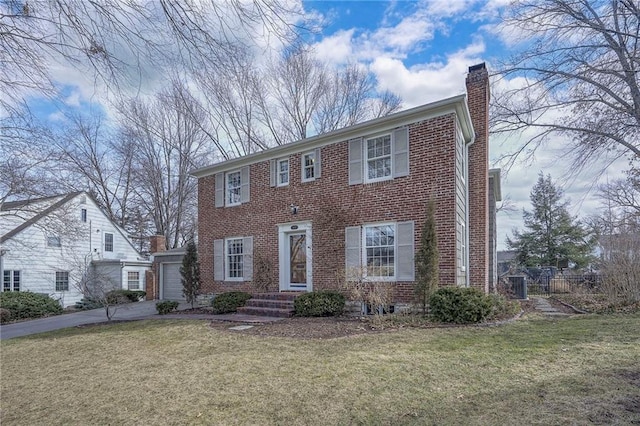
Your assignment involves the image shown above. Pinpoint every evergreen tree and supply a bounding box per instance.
[415,198,439,314]
[181,241,201,308]
[507,173,593,268]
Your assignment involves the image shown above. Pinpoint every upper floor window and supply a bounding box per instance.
[104,233,114,252]
[226,170,242,206]
[47,236,61,247]
[366,135,392,182]
[302,152,315,181]
[348,128,409,185]
[55,271,69,291]
[127,271,140,290]
[3,270,20,292]
[278,159,289,186]
[81,208,87,223]
[215,167,250,208]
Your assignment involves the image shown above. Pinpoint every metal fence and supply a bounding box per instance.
[518,274,602,296]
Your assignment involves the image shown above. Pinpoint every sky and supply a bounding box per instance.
[18,0,627,251]
[300,0,626,250]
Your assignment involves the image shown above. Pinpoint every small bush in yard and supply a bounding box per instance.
[294,291,345,317]
[211,291,252,314]
[0,292,63,321]
[107,290,146,304]
[0,307,12,323]
[156,300,179,315]
[429,287,493,324]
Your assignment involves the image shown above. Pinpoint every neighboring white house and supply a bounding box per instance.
[0,192,151,307]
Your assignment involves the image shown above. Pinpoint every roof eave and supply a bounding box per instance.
[191,94,473,178]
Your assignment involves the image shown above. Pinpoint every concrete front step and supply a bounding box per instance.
[236,306,294,318]
[236,292,303,318]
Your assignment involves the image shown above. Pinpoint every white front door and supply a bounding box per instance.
[279,222,312,291]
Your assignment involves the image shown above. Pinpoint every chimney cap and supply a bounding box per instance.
[468,62,486,72]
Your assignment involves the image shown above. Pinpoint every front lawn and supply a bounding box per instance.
[1,314,639,425]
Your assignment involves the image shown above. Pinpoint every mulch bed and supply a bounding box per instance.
[166,298,582,339]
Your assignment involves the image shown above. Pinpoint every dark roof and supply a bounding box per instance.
[1,192,82,243]
[1,192,83,211]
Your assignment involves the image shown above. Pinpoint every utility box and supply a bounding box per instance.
[508,275,528,300]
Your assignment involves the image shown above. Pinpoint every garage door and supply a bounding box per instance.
[161,263,184,300]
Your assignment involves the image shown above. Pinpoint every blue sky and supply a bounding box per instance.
[24,0,623,251]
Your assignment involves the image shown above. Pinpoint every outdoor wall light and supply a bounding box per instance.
[290,204,299,215]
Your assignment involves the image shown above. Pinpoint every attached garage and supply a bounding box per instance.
[152,247,186,301]
[161,263,184,300]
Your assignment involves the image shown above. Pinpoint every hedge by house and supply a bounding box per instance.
[294,291,345,317]
[428,287,493,324]
[0,292,63,323]
[211,291,252,314]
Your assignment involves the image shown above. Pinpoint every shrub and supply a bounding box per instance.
[294,291,345,317]
[75,298,104,310]
[486,294,521,319]
[0,292,63,321]
[106,290,146,304]
[211,291,252,314]
[156,300,179,315]
[429,287,493,324]
[0,307,12,324]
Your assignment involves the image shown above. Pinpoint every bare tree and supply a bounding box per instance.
[492,0,640,172]
[265,46,328,142]
[53,113,137,227]
[0,0,302,114]
[0,111,61,206]
[314,62,402,134]
[117,80,213,249]
[194,48,270,156]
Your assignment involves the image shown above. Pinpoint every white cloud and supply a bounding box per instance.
[313,29,356,65]
[371,40,486,107]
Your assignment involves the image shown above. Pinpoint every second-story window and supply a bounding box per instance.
[104,232,114,252]
[278,159,289,186]
[47,236,61,247]
[366,134,392,182]
[302,152,315,181]
[226,170,242,206]
[81,208,87,223]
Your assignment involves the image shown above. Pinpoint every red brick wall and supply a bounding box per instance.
[198,114,461,303]
[466,64,490,292]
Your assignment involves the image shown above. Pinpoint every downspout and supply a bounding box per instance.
[465,131,475,287]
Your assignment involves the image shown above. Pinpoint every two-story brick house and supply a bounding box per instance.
[192,63,497,307]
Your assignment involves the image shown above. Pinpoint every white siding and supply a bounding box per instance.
[1,193,150,307]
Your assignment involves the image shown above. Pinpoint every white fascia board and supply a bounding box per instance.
[191,94,474,178]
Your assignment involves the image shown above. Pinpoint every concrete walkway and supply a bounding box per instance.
[532,297,570,317]
[0,301,282,340]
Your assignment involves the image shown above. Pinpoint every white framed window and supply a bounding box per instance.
[302,152,316,182]
[225,238,244,280]
[3,270,20,292]
[363,223,396,280]
[365,134,392,182]
[104,232,114,252]
[277,159,289,186]
[81,208,87,223]
[47,235,61,247]
[127,271,140,290]
[226,170,242,206]
[55,271,69,291]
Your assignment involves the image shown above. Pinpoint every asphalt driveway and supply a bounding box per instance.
[0,301,192,340]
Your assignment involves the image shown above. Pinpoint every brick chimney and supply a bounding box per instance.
[466,63,490,292]
[150,235,167,254]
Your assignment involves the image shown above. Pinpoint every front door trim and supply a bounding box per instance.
[278,221,312,292]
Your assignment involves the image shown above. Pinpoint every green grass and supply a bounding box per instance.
[2,314,639,425]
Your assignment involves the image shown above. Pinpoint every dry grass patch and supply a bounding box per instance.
[1,315,639,425]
